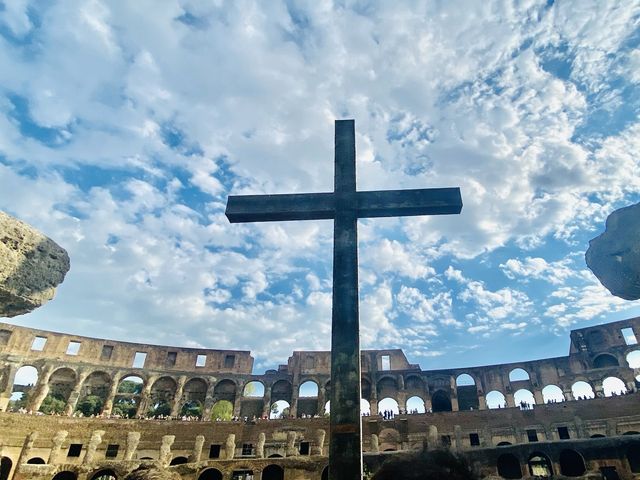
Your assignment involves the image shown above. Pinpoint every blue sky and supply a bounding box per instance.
[1,1,640,373]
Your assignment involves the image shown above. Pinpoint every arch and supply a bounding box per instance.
[542,384,565,403]
[559,449,585,476]
[150,376,177,401]
[211,400,233,421]
[169,456,188,465]
[243,381,265,397]
[627,350,640,368]
[268,454,283,458]
[270,400,290,419]
[117,375,144,393]
[183,378,208,404]
[623,431,640,435]
[90,469,117,480]
[513,388,535,408]
[497,453,522,479]
[52,472,77,480]
[508,368,529,382]
[378,397,399,415]
[0,458,11,480]
[43,368,76,412]
[198,468,223,480]
[593,353,619,368]
[9,365,38,411]
[298,381,318,397]
[406,395,425,414]
[485,390,506,409]
[26,457,45,464]
[628,443,640,473]
[602,376,628,396]
[270,380,292,403]
[77,371,111,416]
[456,374,475,386]
[261,464,284,480]
[497,441,512,446]
[214,379,237,399]
[377,376,399,398]
[591,434,606,438]
[361,398,371,415]
[404,375,425,391]
[431,390,452,412]
[528,452,553,477]
[180,400,203,418]
[321,466,328,480]
[456,374,479,411]
[571,381,595,399]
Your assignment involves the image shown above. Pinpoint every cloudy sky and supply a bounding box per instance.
[1,0,639,373]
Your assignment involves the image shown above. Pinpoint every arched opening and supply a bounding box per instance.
[528,453,553,477]
[182,378,207,417]
[198,468,223,480]
[361,398,371,415]
[9,365,38,411]
[148,377,177,416]
[271,380,292,405]
[542,384,565,403]
[26,457,45,464]
[378,397,399,416]
[628,444,640,473]
[593,353,619,368]
[170,456,188,465]
[77,371,111,416]
[602,376,628,396]
[627,350,640,368]
[591,434,606,438]
[90,469,117,480]
[485,390,506,409]
[404,375,425,393]
[497,453,522,479]
[298,381,318,397]
[52,472,77,480]
[406,396,425,414]
[431,390,452,412]
[623,431,640,435]
[268,454,283,458]
[270,400,290,419]
[571,381,595,399]
[321,466,328,480]
[180,400,203,418]
[455,374,479,410]
[261,464,284,480]
[211,400,233,421]
[243,381,265,397]
[214,379,237,405]
[497,441,512,446]
[323,400,330,415]
[376,377,399,399]
[0,458,11,480]
[509,368,530,382]
[559,449,586,477]
[113,375,143,418]
[514,389,535,409]
[42,368,77,414]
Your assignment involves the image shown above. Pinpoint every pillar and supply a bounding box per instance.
[563,388,574,401]
[0,363,17,411]
[478,394,487,410]
[397,392,407,414]
[190,435,205,462]
[48,430,68,464]
[64,370,89,416]
[15,431,38,467]
[315,387,324,416]
[505,392,515,408]
[451,396,459,411]
[136,376,156,417]
[533,389,544,405]
[262,387,272,418]
[124,432,141,460]
[28,366,54,412]
[170,375,187,417]
[369,398,378,416]
[202,384,216,420]
[289,388,299,418]
[101,374,121,416]
[159,435,175,467]
[83,430,105,464]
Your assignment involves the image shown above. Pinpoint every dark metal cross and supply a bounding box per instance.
[226,120,462,480]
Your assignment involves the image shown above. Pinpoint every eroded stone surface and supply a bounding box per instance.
[586,203,640,300]
[0,211,70,317]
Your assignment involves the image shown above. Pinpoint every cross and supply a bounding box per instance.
[226,120,462,480]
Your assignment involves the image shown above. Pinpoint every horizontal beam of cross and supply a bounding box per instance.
[225,187,462,223]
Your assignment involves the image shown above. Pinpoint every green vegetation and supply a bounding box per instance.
[112,397,137,418]
[75,395,104,416]
[39,394,66,414]
[211,400,233,420]
[118,379,143,394]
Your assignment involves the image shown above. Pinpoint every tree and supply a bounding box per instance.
[39,394,66,414]
[112,398,137,418]
[118,380,143,394]
[8,390,30,411]
[76,395,103,416]
[211,400,233,420]
[147,401,171,417]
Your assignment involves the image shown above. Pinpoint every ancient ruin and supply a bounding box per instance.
[0,318,637,479]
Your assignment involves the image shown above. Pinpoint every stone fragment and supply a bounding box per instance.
[586,203,640,300]
[84,430,105,464]
[48,430,68,464]
[256,432,265,458]
[0,211,70,317]
[370,434,379,453]
[125,432,141,460]
[225,434,236,460]
[159,435,175,466]
[190,435,205,463]
[311,429,326,456]
[286,431,298,456]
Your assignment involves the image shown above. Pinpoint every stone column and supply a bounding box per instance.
[262,387,272,418]
[101,373,121,416]
[190,435,205,463]
[256,433,265,458]
[83,430,105,464]
[397,392,407,414]
[124,432,141,461]
[311,429,326,456]
[478,394,487,410]
[28,366,54,412]
[451,395,459,412]
[16,431,38,467]
[289,389,299,418]
[369,434,379,453]
[563,388,574,401]
[427,425,438,449]
[286,431,298,457]
[369,398,378,416]
[505,392,515,408]
[225,434,236,460]
[170,375,187,417]
[0,363,18,411]
[533,390,544,405]
[48,430,68,464]
[202,383,216,420]
[316,387,325,416]
[232,381,243,417]
[64,370,90,416]
[136,377,156,417]
[424,396,432,413]
[453,425,463,451]
[159,435,175,467]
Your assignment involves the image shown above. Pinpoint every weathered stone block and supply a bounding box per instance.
[0,211,70,317]
[586,203,640,300]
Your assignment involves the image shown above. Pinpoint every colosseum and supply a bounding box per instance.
[0,317,638,480]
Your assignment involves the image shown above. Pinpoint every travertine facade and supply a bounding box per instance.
[0,318,638,480]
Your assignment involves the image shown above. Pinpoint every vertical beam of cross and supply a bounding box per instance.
[225,120,462,480]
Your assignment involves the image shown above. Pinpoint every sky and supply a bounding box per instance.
[1,0,640,374]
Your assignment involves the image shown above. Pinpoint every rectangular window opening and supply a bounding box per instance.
[209,444,221,459]
[526,429,539,442]
[299,441,310,455]
[105,444,119,458]
[196,354,207,367]
[381,355,391,371]
[31,336,47,351]
[67,444,82,457]
[224,354,235,368]
[101,345,114,360]
[241,443,253,456]
[558,426,570,439]
[469,433,480,446]
[66,341,81,355]
[166,351,177,367]
[132,352,147,368]
[622,327,638,345]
